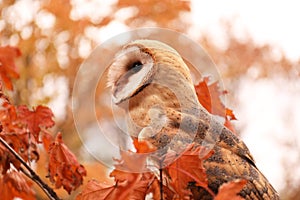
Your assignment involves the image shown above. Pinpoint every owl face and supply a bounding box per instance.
[107,39,201,136]
[107,43,156,105]
[108,40,195,104]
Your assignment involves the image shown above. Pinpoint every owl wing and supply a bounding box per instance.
[201,123,280,200]
[160,108,280,199]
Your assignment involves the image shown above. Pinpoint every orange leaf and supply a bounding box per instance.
[114,139,155,172]
[215,179,247,200]
[133,138,156,153]
[110,169,137,183]
[226,108,237,120]
[195,77,212,113]
[76,180,116,200]
[166,144,214,198]
[195,78,237,133]
[0,46,21,90]
[0,170,35,200]
[224,118,236,134]
[17,105,55,141]
[48,132,87,194]
[195,77,227,117]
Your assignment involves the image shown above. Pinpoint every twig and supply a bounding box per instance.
[0,136,60,200]
[159,167,163,200]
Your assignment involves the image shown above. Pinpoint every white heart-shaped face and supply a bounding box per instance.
[108,46,155,104]
[112,62,154,104]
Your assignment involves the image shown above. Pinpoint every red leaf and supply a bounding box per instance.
[0,170,35,200]
[195,77,227,117]
[0,132,39,174]
[48,132,87,194]
[0,100,18,133]
[0,142,13,174]
[0,46,21,90]
[41,130,54,152]
[215,179,247,200]
[166,144,214,198]
[195,77,212,113]
[17,105,55,141]
[0,92,39,173]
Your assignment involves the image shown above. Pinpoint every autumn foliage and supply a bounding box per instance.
[2,0,299,198]
[77,142,247,200]
[0,46,86,199]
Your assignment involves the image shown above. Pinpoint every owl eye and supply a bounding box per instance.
[129,61,143,73]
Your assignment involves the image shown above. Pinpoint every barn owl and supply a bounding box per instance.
[107,39,279,199]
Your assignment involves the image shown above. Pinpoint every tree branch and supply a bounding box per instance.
[0,136,60,200]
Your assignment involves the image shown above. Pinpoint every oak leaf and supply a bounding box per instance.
[48,132,87,194]
[215,179,247,200]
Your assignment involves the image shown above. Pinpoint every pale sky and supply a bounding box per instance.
[191,0,300,61]
[190,0,300,192]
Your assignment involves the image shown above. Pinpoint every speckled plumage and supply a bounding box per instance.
[108,40,280,199]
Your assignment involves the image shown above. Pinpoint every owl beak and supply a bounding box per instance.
[111,93,126,105]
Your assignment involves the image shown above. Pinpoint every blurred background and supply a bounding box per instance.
[1,0,299,199]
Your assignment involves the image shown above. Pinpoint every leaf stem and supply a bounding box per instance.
[0,136,60,200]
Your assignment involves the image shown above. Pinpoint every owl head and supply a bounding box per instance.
[107,40,195,105]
